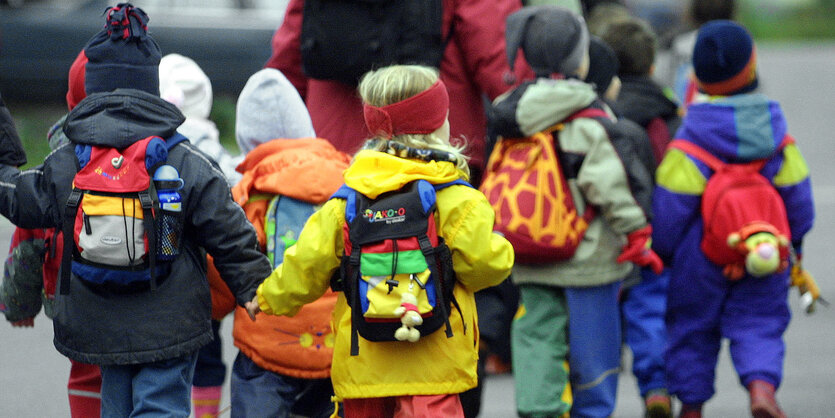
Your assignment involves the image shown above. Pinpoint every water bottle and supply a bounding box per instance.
[154,165,184,259]
[154,165,183,212]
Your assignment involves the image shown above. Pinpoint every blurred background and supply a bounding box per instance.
[1,0,289,165]
[2,0,834,166]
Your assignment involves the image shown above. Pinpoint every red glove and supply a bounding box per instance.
[617,225,663,274]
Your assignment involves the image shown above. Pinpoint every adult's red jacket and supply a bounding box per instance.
[265,0,533,183]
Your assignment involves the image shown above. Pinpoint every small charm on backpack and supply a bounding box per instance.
[332,180,465,355]
[726,222,790,279]
[394,293,423,343]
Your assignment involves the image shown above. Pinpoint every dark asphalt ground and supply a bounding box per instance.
[2,43,835,417]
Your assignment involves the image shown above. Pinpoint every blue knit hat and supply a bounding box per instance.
[83,3,161,96]
[692,20,758,96]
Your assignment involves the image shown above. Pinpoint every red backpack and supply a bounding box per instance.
[60,135,187,294]
[668,137,793,270]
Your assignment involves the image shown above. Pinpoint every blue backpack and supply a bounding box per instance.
[264,195,319,268]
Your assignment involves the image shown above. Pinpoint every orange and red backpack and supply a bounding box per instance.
[479,107,607,264]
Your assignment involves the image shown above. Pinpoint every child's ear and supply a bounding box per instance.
[649,63,656,76]
[576,51,591,80]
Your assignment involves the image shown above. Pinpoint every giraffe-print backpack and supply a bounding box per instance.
[479,107,607,264]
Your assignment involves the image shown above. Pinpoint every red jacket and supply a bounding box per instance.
[265,0,532,182]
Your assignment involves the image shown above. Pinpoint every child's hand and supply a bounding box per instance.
[617,225,664,274]
[245,295,260,321]
[791,263,823,314]
[11,317,34,327]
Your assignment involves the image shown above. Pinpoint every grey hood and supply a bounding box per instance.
[235,68,315,155]
[64,89,185,148]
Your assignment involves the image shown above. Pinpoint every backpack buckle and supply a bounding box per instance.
[418,235,433,256]
[66,189,82,208]
[349,247,361,266]
[138,190,153,209]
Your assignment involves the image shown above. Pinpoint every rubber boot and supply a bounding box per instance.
[748,380,786,418]
[678,403,702,418]
[644,388,672,418]
[192,385,222,418]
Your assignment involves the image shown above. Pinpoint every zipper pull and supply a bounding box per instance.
[410,273,426,289]
[83,213,92,235]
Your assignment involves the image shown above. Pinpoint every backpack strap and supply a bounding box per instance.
[418,231,454,338]
[565,107,609,122]
[330,184,353,201]
[335,185,363,356]
[539,107,610,136]
[777,134,795,149]
[433,179,472,191]
[670,135,795,173]
[435,237,466,335]
[329,184,355,294]
[59,188,83,295]
[429,180,469,335]
[139,189,157,290]
[165,132,189,150]
[668,140,725,172]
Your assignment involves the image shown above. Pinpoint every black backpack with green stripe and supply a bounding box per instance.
[331,179,466,355]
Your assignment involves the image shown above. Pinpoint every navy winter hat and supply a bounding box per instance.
[506,6,590,77]
[83,3,161,96]
[586,35,618,96]
[692,20,758,96]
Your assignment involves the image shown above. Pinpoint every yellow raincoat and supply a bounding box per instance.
[256,150,514,399]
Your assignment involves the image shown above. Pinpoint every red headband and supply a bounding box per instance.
[363,80,449,139]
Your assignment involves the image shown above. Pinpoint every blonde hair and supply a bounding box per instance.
[358,65,470,176]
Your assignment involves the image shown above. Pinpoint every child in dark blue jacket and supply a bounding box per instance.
[0,4,270,417]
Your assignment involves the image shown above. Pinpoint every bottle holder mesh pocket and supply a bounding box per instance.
[157,212,183,261]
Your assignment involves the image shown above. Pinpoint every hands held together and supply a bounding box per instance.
[245,295,260,321]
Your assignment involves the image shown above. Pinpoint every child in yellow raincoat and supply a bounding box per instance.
[246,64,514,417]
